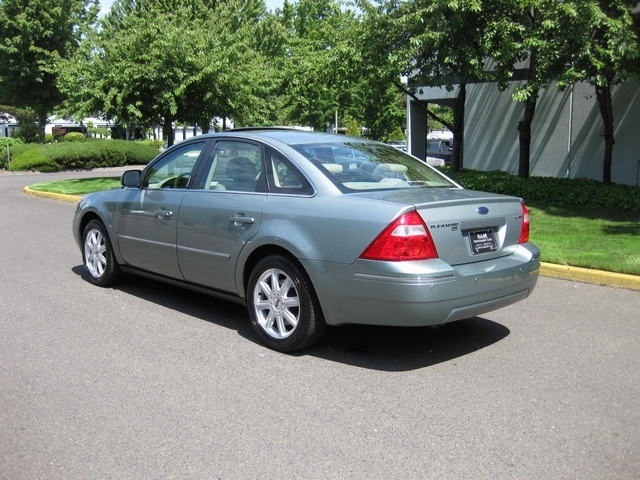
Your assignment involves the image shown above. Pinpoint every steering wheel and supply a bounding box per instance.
[159,174,191,189]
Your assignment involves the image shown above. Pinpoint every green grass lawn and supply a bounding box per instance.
[27,178,640,276]
[528,203,639,275]
[28,177,120,195]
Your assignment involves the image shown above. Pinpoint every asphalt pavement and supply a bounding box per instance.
[1,169,639,479]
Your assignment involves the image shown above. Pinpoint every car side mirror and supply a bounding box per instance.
[121,170,142,187]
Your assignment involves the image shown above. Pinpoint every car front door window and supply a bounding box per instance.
[144,142,205,189]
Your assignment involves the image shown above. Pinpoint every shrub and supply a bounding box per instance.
[1,140,28,168]
[383,126,406,143]
[11,124,40,143]
[1,137,24,165]
[64,132,86,142]
[137,139,164,149]
[6,139,159,172]
[0,137,23,148]
[11,148,58,172]
[44,133,54,144]
[441,168,640,213]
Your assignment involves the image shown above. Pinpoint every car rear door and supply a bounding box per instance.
[176,140,266,293]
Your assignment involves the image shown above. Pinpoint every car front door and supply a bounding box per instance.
[176,140,266,293]
[116,141,207,279]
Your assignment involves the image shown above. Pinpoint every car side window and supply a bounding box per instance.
[199,141,262,192]
[265,147,313,195]
[144,142,205,189]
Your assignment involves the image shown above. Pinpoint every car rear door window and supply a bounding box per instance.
[199,141,264,192]
[265,147,313,195]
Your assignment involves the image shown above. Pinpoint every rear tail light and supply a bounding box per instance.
[518,202,530,244]
[360,211,438,261]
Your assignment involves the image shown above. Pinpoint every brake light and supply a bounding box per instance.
[360,211,438,261]
[519,202,530,244]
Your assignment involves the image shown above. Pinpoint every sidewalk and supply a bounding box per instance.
[22,185,640,292]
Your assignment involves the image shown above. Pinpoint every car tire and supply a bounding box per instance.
[82,219,121,287]
[248,255,326,352]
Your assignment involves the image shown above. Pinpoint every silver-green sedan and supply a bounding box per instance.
[73,129,540,352]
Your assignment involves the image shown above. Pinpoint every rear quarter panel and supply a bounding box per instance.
[249,193,409,264]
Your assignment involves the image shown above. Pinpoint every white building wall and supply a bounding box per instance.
[411,80,640,186]
[464,80,640,185]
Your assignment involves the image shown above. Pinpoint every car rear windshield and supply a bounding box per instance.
[292,142,456,192]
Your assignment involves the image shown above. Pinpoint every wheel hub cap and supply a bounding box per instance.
[84,229,106,278]
[253,268,300,340]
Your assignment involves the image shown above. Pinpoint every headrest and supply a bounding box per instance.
[226,157,256,180]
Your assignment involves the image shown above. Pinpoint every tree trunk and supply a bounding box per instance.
[595,83,614,185]
[517,96,537,179]
[451,81,466,173]
[37,111,47,144]
[517,46,539,179]
[163,116,175,147]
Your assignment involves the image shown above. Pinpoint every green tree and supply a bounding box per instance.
[279,0,358,130]
[359,0,490,172]
[360,78,406,142]
[229,7,291,126]
[0,105,38,143]
[567,1,640,185]
[486,0,585,178]
[270,0,403,138]
[0,0,99,142]
[175,0,267,132]
[59,0,263,145]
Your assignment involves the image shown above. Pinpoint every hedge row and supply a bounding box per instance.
[3,140,638,212]
[2,140,160,172]
[442,168,640,213]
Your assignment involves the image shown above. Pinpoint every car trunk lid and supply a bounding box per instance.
[356,188,527,266]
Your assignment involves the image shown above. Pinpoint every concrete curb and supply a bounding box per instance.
[540,262,640,291]
[22,185,640,291]
[23,186,81,203]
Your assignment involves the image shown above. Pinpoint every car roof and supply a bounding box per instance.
[210,128,371,147]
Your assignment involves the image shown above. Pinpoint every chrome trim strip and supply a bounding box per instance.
[177,245,231,259]
[117,235,174,249]
[353,272,455,285]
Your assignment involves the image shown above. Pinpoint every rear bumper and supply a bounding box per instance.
[302,244,540,327]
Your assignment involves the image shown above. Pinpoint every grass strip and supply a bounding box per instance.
[28,177,120,195]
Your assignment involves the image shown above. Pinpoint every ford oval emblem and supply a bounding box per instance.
[477,206,489,215]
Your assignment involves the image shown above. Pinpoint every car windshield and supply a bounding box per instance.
[292,142,456,192]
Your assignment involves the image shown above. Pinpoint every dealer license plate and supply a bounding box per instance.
[469,229,497,255]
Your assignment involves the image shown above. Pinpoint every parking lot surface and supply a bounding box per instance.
[1,171,639,479]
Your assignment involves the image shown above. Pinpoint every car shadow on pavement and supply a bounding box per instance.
[73,267,510,372]
[307,319,510,371]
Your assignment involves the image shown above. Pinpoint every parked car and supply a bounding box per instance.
[427,131,454,164]
[386,140,407,152]
[73,129,540,352]
[425,156,445,167]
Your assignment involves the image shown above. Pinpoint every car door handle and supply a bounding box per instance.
[230,214,255,226]
[154,209,173,219]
